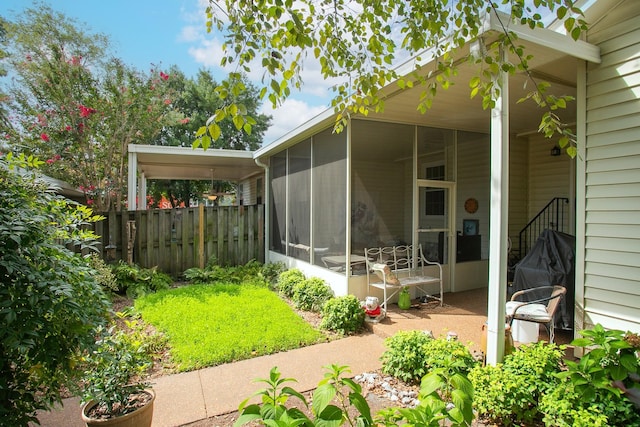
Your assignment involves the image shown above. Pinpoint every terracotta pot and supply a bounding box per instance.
[81,389,155,427]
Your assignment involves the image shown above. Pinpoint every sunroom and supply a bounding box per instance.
[254,11,599,361]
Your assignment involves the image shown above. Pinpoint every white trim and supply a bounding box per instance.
[486,47,510,366]
[128,151,137,211]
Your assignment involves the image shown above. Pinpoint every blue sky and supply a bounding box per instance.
[0,0,330,144]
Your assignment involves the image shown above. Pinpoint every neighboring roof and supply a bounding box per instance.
[40,174,85,200]
[254,9,600,160]
[128,144,263,182]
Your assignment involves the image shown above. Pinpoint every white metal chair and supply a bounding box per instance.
[505,285,567,343]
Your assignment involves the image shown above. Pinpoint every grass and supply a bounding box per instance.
[134,283,324,371]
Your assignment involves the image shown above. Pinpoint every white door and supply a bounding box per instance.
[415,179,456,290]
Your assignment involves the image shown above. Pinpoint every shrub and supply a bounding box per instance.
[0,154,111,425]
[540,325,640,426]
[86,253,118,293]
[423,337,478,375]
[183,266,226,284]
[539,382,609,426]
[320,295,365,334]
[276,268,306,298]
[292,277,334,312]
[469,341,564,426]
[260,261,286,289]
[113,261,172,298]
[380,330,434,383]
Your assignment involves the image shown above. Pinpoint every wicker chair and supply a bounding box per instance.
[505,285,567,343]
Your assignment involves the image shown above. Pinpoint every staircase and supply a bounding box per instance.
[518,197,570,259]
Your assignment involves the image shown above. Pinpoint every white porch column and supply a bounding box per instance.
[128,150,137,211]
[140,172,147,210]
[486,47,510,365]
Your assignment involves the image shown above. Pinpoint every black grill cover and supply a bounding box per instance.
[509,230,575,329]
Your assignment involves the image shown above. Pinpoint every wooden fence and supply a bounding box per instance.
[93,205,264,277]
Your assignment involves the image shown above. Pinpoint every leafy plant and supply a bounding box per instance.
[320,295,365,335]
[259,261,286,289]
[112,261,171,298]
[183,266,226,284]
[184,260,278,287]
[86,253,119,293]
[541,324,640,426]
[276,268,306,298]
[423,337,478,376]
[81,324,153,417]
[0,153,111,426]
[380,330,434,383]
[235,365,373,427]
[469,341,564,426]
[292,277,334,312]
[378,356,475,427]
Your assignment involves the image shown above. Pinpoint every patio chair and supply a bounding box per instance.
[505,285,567,343]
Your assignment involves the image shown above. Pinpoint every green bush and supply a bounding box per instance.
[185,260,282,287]
[259,261,286,289]
[540,325,640,426]
[113,261,172,298]
[320,295,365,334]
[276,268,306,298]
[86,253,118,293]
[469,341,564,426]
[292,277,334,312]
[539,383,609,427]
[0,154,111,425]
[423,337,478,375]
[183,265,226,284]
[380,330,434,383]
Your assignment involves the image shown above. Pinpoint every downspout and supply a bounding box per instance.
[255,156,270,264]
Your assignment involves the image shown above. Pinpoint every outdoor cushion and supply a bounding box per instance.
[372,263,401,286]
[506,301,551,321]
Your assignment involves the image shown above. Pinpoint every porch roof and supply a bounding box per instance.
[254,9,600,161]
[127,144,262,182]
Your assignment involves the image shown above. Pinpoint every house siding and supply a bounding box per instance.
[581,0,640,332]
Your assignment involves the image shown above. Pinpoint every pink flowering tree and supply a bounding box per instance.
[2,6,182,211]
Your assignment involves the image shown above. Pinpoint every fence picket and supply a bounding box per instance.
[92,206,264,277]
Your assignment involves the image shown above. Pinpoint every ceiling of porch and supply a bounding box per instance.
[128,145,263,182]
[369,35,579,136]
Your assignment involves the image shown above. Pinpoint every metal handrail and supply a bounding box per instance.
[518,197,570,258]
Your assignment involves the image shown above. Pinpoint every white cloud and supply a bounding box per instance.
[260,98,328,145]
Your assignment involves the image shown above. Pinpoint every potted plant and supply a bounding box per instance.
[80,325,155,427]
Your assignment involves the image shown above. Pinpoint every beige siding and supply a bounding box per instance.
[456,136,490,258]
[527,133,572,221]
[581,0,640,332]
[509,137,529,255]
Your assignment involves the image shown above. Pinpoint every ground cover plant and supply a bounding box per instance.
[134,283,324,371]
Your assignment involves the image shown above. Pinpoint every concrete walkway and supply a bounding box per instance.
[36,288,497,427]
[36,334,386,427]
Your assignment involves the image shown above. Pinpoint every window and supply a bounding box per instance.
[425,165,445,215]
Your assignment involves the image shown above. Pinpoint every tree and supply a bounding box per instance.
[199,0,587,157]
[1,5,182,211]
[0,153,111,426]
[149,68,271,206]
[0,17,9,128]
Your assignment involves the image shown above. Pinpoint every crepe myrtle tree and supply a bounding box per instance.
[2,5,183,211]
[0,153,111,426]
[196,0,587,157]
